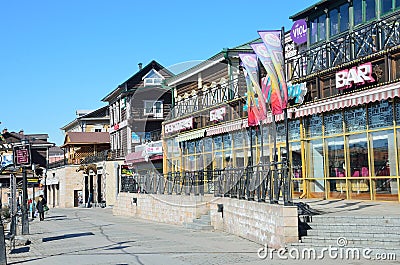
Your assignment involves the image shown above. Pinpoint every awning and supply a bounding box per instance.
[125,151,145,163]
[295,82,400,118]
[176,129,206,142]
[206,119,248,136]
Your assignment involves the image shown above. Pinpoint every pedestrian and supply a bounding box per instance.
[36,195,47,221]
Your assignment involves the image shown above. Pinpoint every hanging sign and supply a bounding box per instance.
[290,19,307,44]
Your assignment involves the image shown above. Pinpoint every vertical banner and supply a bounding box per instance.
[258,30,288,113]
[239,53,267,126]
[251,43,283,115]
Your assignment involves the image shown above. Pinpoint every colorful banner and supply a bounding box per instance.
[258,30,288,113]
[251,42,283,115]
[239,53,267,126]
[287,82,307,104]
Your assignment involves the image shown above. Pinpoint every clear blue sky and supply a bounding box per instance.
[1,0,316,146]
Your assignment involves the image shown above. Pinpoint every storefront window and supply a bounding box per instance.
[348,133,369,177]
[395,99,400,124]
[188,141,195,154]
[306,139,324,178]
[196,139,203,153]
[324,112,343,136]
[289,119,301,140]
[276,123,286,142]
[304,114,323,138]
[204,138,213,152]
[214,136,222,150]
[368,100,393,130]
[374,178,398,201]
[233,131,243,148]
[223,133,232,149]
[371,130,396,176]
[345,106,366,132]
[326,137,346,178]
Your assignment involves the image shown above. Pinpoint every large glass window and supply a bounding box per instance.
[371,130,396,176]
[324,112,343,136]
[397,0,400,8]
[348,134,370,177]
[354,0,376,26]
[304,114,323,138]
[310,14,326,44]
[306,139,325,178]
[326,137,346,178]
[289,120,301,141]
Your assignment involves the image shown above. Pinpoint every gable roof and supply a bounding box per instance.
[60,105,109,131]
[101,60,174,102]
[61,132,110,147]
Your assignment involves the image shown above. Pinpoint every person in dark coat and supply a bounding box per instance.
[36,195,47,221]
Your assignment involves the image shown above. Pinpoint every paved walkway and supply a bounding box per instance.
[5,206,400,265]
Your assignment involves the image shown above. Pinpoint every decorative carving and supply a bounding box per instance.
[372,65,383,81]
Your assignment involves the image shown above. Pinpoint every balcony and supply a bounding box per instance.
[286,10,400,81]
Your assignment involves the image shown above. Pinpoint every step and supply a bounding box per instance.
[306,229,400,239]
[193,218,211,226]
[306,223,400,231]
[301,236,400,247]
[310,216,400,225]
[183,222,213,231]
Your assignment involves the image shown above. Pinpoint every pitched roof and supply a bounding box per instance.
[62,132,110,147]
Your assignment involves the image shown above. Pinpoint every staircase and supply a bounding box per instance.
[290,214,400,258]
[183,212,214,231]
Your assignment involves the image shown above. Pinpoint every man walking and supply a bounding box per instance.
[36,195,47,221]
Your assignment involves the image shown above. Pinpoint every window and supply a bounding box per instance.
[339,4,350,33]
[144,100,163,117]
[310,14,326,44]
[354,0,376,26]
[330,8,339,36]
[143,69,164,86]
[95,129,102,132]
[329,4,349,37]
[382,0,393,13]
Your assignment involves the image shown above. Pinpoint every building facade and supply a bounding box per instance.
[163,0,400,202]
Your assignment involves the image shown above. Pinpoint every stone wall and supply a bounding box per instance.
[209,198,298,249]
[113,193,298,249]
[113,193,212,225]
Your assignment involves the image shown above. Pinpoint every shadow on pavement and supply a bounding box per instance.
[42,232,94,242]
[10,246,30,254]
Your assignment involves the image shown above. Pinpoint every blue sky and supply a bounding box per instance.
[0,0,316,146]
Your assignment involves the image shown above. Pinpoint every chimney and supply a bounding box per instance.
[138,63,143,70]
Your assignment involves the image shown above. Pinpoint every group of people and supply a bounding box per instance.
[27,195,47,221]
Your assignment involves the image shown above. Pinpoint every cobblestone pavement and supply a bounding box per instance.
[5,207,400,265]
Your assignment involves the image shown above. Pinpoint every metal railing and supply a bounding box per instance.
[120,163,282,203]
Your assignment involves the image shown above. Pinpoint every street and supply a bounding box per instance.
[6,207,400,265]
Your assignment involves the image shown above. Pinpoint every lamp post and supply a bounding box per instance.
[19,138,30,235]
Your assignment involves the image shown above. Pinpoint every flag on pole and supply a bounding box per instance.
[251,42,283,115]
[239,53,267,126]
[258,30,288,113]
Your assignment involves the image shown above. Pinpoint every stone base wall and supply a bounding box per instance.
[113,193,213,225]
[210,198,298,249]
[113,193,298,249]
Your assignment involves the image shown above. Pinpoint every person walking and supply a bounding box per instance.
[36,195,47,221]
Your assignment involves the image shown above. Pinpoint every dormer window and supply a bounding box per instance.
[143,69,164,86]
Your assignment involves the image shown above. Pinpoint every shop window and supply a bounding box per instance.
[395,99,400,123]
[196,139,203,153]
[345,106,367,132]
[304,114,323,138]
[368,100,393,130]
[348,134,369,177]
[324,112,343,136]
[223,133,232,149]
[204,138,213,152]
[306,139,325,178]
[371,130,396,176]
[327,136,346,177]
[276,123,286,142]
[233,131,244,148]
[289,119,301,141]
[188,141,195,154]
[213,136,223,150]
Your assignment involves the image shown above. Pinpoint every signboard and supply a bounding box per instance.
[164,117,193,134]
[336,62,375,89]
[13,145,31,166]
[145,146,162,155]
[27,177,39,184]
[210,107,226,122]
[290,19,307,44]
[1,153,13,168]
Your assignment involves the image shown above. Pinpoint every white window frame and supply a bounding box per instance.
[144,100,163,117]
[143,69,164,86]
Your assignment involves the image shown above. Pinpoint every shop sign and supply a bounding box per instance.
[146,146,162,155]
[110,120,127,133]
[165,117,193,134]
[290,19,307,45]
[336,62,375,89]
[13,145,31,166]
[210,107,226,122]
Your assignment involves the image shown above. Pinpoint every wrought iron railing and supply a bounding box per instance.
[120,163,281,203]
[287,10,400,80]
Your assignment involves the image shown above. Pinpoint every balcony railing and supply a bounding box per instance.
[286,10,400,80]
[168,77,245,120]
